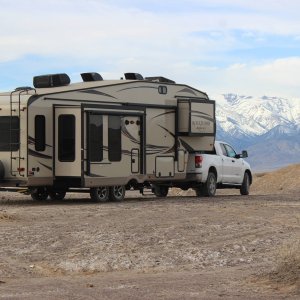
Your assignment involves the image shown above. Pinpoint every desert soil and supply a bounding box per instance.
[0,166,299,299]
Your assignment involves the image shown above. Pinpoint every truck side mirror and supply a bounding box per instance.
[242,150,248,158]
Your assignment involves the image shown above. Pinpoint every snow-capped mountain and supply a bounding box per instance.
[213,94,300,171]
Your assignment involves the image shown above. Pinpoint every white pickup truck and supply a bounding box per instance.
[185,141,252,197]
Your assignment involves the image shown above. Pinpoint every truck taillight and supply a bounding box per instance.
[195,155,203,168]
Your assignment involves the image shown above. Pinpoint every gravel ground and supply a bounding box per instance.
[0,191,299,299]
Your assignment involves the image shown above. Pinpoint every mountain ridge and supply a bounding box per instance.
[214,93,300,171]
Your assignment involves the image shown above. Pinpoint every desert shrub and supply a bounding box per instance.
[268,239,300,290]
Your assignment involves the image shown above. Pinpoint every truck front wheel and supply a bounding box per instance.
[202,172,217,197]
[240,172,250,195]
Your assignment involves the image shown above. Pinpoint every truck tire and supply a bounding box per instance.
[90,186,109,202]
[153,185,169,197]
[202,172,217,197]
[109,185,126,202]
[0,160,4,179]
[240,172,250,195]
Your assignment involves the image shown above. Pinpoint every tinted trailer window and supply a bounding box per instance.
[0,116,19,151]
[58,114,75,162]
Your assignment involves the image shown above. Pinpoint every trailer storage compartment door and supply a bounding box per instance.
[177,99,215,136]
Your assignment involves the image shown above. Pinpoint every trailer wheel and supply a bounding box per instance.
[48,190,66,201]
[31,187,49,201]
[153,185,169,197]
[240,172,250,195]
[202,172,217,197]
[109,185,125,202]
[90,187,109,202]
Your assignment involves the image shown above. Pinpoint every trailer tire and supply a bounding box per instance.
[240,172,250,195]
[202,172,217,197]
[0,160,4,179]
[31,187,49,201]
[90,187,109,202]
[48,190,66,201]
[109,185,125,202]
[153,185,169,197]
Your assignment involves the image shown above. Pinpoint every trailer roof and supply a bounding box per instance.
[0,79,208,99]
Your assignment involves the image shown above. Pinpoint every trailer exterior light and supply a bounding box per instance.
[195,155,203,168]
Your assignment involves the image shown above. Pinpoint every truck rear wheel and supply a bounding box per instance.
[153,185,169,197]
[202,172,217,197]
[109,185,125,202]
[240,172,250,195]
[90,186,109,202]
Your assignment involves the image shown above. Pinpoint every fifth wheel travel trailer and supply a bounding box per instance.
[0,72,215,202]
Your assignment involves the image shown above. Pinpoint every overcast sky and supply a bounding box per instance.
[1,0,300,99]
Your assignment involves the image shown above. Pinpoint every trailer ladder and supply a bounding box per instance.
[9,87,36,177]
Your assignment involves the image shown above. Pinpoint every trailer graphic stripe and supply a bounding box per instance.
[28,149,52,159]
[177,88,197,96]
[179,139,195,152]
[150,110,175,121]
[79,90,117,99]
[28,136,53,148]
[38,161,52,171]
[191,111,215,123]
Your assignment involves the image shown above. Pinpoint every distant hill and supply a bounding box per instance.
[214,94,300,171]
[251,164,300,195]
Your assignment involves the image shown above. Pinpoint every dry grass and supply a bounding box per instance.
[265,240,300,293]
[252,164,300,195]
[0,211,17,221]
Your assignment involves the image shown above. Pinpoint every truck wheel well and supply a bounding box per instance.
[208,166,217,179]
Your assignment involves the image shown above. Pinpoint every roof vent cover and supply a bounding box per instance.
[124,73,144,80]
[81,72,103,82]
[33,73,71,88]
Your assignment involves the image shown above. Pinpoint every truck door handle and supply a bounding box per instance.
[232,160,235,162]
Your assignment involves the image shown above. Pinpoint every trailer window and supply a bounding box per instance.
[0,116,19,151]
[88,114,103,162]
[108,116,121,162]
[58,114,75,162]
[35,115,45,151]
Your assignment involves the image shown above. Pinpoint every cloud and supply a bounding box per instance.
[0,0,300,98]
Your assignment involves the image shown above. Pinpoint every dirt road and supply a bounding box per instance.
[0,192,299,299]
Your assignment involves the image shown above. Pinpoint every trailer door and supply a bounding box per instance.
[54,106,82,177]
[84,111,144,186]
